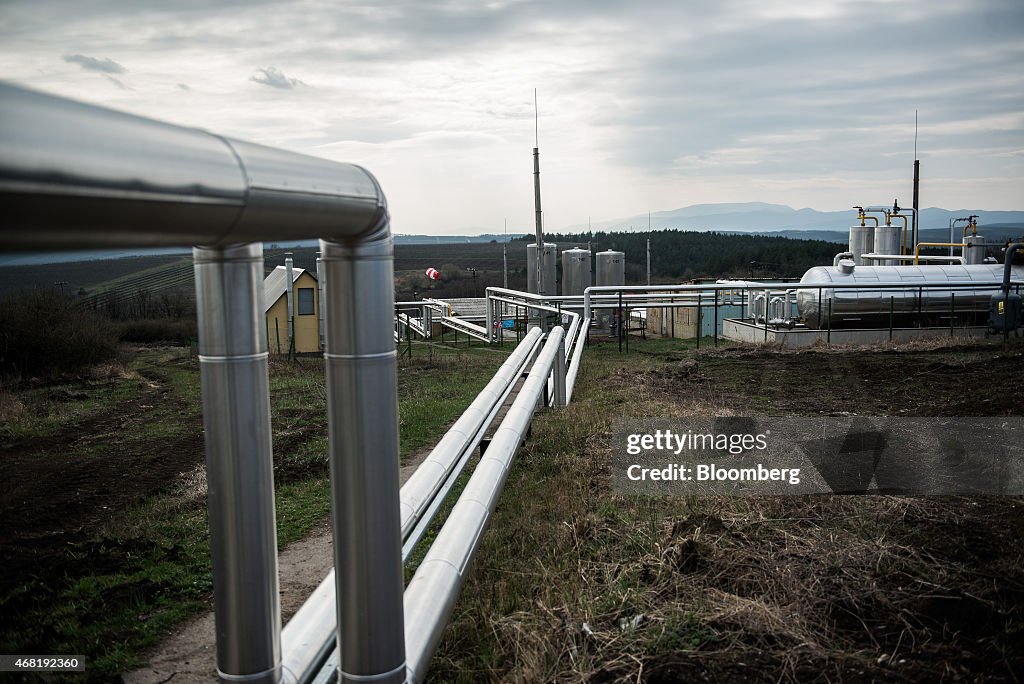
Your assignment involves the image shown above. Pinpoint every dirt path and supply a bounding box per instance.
[123,439,447,683]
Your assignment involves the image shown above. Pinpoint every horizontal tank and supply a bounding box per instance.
[796,263,1024,329]
[526,242,557,296]
[561,247,591,296]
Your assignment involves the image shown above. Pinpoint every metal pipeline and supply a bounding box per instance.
[1004,244,1022,295]
[863,253,966,265]
[403,327,567,684]
[399,328,544,539]
[282,330,543,683]
[915,242,968,265]
[0,83,384,250]
[859,211,882,228]
[285,254,295,356]
[0,82,407,684]
[565,318,590,402]
[194,244,281,684]
[321,225,407,684]
[833,252,854,267]
[316,255,325,351]
[866,205,916,253]
[889,214,908,254]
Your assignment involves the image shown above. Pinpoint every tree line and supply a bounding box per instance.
[522,229,843,280]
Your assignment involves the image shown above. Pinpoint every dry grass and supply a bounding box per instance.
[0,390,26,423]
[430,338,1024,683]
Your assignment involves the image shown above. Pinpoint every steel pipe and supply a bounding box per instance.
[553,334,567,407]
[194,243,281,683]
[283,330,543,682]
[321,231,406,684]
[401,330,541,560]
[833,252,854,267]
[403,327,567,684]
[0,82,383,250]
[565,318,590,402]
[285,254,295,356]
[399,328,544,539]
[281,574,337,684]
[862,253,966,265]
[316,255,325,351]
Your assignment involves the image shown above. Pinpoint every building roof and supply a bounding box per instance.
[263,265,313,313]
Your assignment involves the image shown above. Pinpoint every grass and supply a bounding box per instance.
[0,340,509,680]
[428,335,1024,683]
[5,332,1021,681]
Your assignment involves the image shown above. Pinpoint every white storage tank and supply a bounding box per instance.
[965,234,986,265]
[526,242,558,296]
[561,248,592,296]
[874,224,901,265]
[796,262,1022,329]
[848,225,873,265]
[595,249,625,287]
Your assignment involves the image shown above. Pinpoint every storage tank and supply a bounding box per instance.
[874,224,901,265]
[796,262,1023,329]
[526,242,557,296]
[596,250,625,287]
[561,248,591,296]
[849,225,873,266]
[965,234,986,265]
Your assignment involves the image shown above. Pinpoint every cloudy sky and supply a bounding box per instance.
[1,0,1022,234]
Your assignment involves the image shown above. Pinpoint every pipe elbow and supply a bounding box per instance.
[347,164,391,245]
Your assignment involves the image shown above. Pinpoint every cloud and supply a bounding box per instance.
[1,0,1019,230]
[63,53,126,74]
[103,75,130,90]
[249,66,305,89]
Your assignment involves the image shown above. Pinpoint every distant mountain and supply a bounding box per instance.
[727,225,1024,246]
[562,204,1024,235]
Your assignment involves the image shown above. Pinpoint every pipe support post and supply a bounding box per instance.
[320,234,407,684]
[193,243,282,684]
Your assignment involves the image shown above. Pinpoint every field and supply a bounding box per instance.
[2,231,1024,684]
[0,229,846,306]
[0,341,508,679]
[432,336,1024,682]
[2,330,1022,682]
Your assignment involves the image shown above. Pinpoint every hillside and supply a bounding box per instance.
[561,203,1024,235]
[0,232,847,304]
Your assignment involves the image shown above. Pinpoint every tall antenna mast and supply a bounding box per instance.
[503,218,508,289]
[533,89,544,299]
[912,109,920,251]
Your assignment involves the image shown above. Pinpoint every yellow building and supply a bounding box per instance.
[646,303,699,339]
[264,265,321,354]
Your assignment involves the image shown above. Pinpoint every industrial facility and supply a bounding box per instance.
[2,80,1023,684]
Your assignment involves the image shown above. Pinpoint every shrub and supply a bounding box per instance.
[0,291,120,378]
[118,318,197,345]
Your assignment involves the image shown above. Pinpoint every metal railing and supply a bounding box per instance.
[1,82,403,684]
[1,81,590,684]
[403,326,568,682]
[283,327,548,682]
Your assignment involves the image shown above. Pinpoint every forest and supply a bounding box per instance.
[530,229,844,282]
